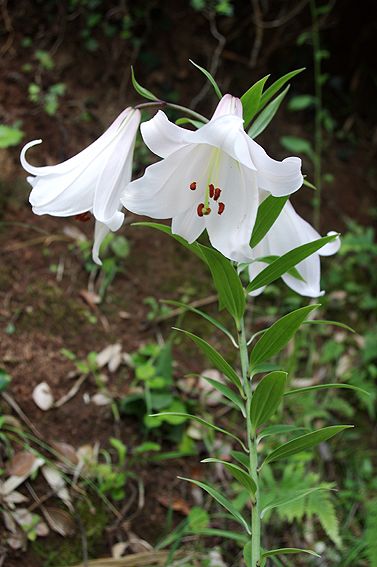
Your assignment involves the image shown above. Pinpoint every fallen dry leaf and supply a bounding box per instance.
[156,495,190,516]
[97,343,122,372]
[7,451,36,477]
[32,382,54,411]
[43,507,75,536]
[52,441,79,466]
[79,289,101,308]
[112,542,128,559]
[92,392,112,406]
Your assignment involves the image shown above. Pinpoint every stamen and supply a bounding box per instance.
[214,188,221,201]
[209,183,215,198]
[218,202,225,215]
[190,181,197,190]
[197,203,205,217]
[75,212,91,222]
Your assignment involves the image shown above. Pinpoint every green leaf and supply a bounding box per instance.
[189,59,222,99]
[187,507,209,532]
[187,527,248,543]
[303,319,355,333]
[250,371,287,431]
[288,94,316,111]
[250,195,288,248]
[307,491,341,547]
[248,86,289,139]
[162,300,237,347]
[178,477,250,534]
[202,458,256,497]
[262,548,320,559]
[0,124,24,148]
[250,305,318,371]
[259,68,305,110]
[151,412,246,450]
[231,450,250,470]
[252,255,305,282]
[365,499,377,567]
[261,487,328,518]
[284,383,370,398]
[175,328,242,391]
[0,369,12,392]
[175,117,205,129]
[243,541,252,567]
[246,234,339,293]
[280,135,315,160]
[200,246,245,323]
[257,424,308,442]
[241,75,270,125]
[263,425,353,465]
[200,375,246,416]
[131,67,158,101]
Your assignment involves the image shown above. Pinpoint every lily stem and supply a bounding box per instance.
[238,318,261,567]
[134,100,209,124]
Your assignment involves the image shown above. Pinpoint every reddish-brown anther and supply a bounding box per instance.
[218,202,225,215]
[190,181,197,190]
[214,188,221,201]
[197,203,205,217]
[209,183,215,198]
[75,212,92,222]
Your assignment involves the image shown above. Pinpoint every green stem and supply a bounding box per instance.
[239,319,261,567]
[310,0,322,230]
[134,100,209,124]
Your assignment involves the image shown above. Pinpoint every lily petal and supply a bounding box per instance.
[212,94,243,119]
[140,111,188,159]
[247,138,303,196]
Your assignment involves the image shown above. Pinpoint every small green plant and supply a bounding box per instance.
[0,123,24,148]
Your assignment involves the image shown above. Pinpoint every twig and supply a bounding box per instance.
[249,0,264,68]
[54,374,87,408]
[1,392,42,438]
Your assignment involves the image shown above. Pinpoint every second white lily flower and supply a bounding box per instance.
[21,107,141,264]
[122,94,303,263]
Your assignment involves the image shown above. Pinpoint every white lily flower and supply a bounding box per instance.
[248,198,340,297]
[122,94,303,263]
[20,107,141,264]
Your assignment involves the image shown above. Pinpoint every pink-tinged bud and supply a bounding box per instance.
[214,188,221,201]
[203,206,211,216]
[209,183,215,198]
[190,181,197,190]
[197,203,205,217]
[218,202,225,215]
[75,212,92,222]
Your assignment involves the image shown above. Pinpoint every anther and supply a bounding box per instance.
[197,203,205,217]
[75,212,91,222]
[190,181,197,190]
[209,183,215,198]
[214,188,221,201]
[218,202,225,215]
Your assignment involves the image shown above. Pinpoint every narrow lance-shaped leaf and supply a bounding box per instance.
[259,68,305,110]
[263,425,353,465]
[250,305,318,371]
[200,246,245,324]
[241,75,270,125]
[162,299,237,347]
[250,195,288,248]
[261,486,328,518]
[131,67,158,101]
[250,371,287,432]
[246,233,339,293]
[284,383,370,398]
[262,548,320,559]
[200,375,246,416]
[175,117,205,129]
[150,412,247,451]
[178,477,251,534]
[175,328,242,391]
[189,59,222,99]
[248,86,289,139]
[303,319,355,333]
[202,458,256,497]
